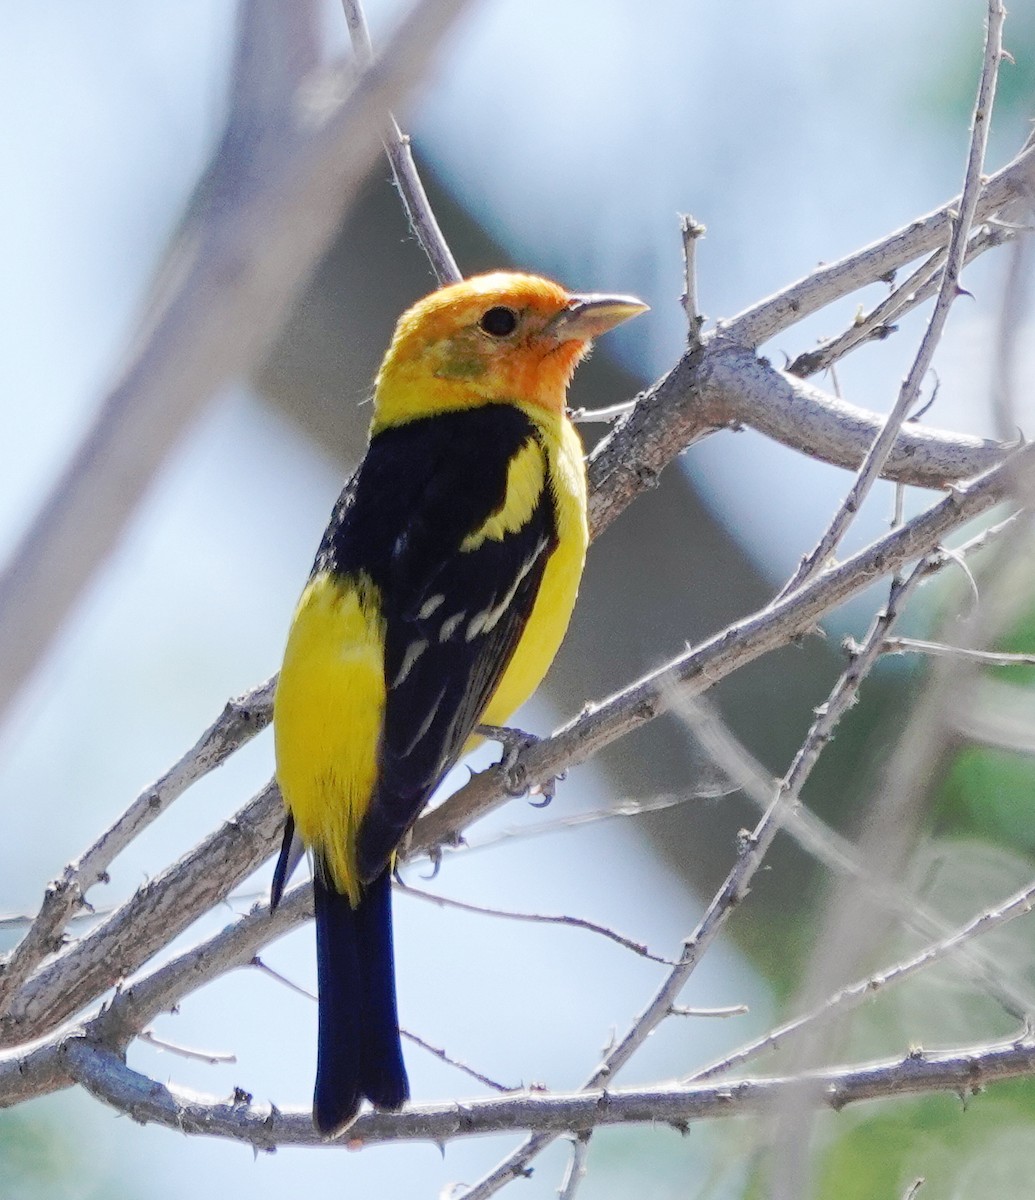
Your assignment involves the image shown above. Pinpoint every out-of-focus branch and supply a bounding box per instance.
[679,690,1035,1021]
[0,0,474,726]
[688,873,1035,1084]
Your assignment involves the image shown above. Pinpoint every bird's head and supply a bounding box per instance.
[371,272,647,430]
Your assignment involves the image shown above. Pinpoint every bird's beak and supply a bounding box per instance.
[547,293,649,342]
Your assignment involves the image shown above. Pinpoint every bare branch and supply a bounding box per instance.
[883,636,1035,666]
[779,0,1006,599]
[137,1030,237,1065]
[689,875,1035,1084]
[679,214,707,347]
[788,221,1011,380]
[399,883,675,965]
[341,0,461,285]
[788,247,949,379]
[557,1133,591,1200]
[586,343,1005,542]
[0,783,285,1044]
[0,677,275,1016]
[567,399,638,424]
[411,445,1035,860]
[669,1004,749,1019]
[56,1033,1035,1147]
[251,955,317,1001]
[463,786,735,853]
[720,134,1034,348]
[401,1030,518,1094]
[0,1037,74,1109]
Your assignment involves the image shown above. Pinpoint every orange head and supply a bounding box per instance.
[371,272,647,430]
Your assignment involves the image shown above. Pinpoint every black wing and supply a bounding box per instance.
[317,405,558,883]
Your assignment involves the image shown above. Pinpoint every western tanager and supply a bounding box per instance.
[271,271,646,1135]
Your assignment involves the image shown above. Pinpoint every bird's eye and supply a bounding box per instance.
[478,306,519,337]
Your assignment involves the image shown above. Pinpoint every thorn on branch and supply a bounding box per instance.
[735,829,756,855]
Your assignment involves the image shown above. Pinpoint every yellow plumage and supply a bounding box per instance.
[476,406,588,728]
[276,572,386,906]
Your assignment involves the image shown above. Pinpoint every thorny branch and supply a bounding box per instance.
[778,0,1006,600]
[460,554,940,1197]
[687,873,1035,1085]
[46,1034,1035,1147]
[340,0,461,285]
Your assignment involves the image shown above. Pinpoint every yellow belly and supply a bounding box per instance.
[480,411,588,726]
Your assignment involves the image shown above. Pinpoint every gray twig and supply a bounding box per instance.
[556,1133,591,1200]
[688,874,1035,1084]
[401,1029,518,1094]
[679,214,707,347]
[398,882,675,965]
[341,0,461,285]
[777,0,1006,601]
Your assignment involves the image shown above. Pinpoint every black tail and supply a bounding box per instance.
[313,868,409,1135]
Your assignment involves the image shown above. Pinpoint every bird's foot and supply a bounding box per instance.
[476,724,564,806]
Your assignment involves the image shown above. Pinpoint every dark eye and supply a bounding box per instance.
[478,306,519,337]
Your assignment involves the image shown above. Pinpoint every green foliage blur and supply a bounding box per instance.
[0,1109,126,1200]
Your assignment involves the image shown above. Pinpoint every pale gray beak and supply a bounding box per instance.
[546,293,649,341]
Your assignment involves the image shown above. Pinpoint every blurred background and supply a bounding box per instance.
[1,1,1033,1197]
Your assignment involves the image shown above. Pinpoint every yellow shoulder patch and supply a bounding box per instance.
[460,438,546,553]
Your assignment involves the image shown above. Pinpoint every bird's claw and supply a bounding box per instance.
[476,724,563,805]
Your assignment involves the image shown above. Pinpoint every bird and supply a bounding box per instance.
[270,270,647,1135]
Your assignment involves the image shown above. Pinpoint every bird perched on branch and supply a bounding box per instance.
[271,271,646,1135]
